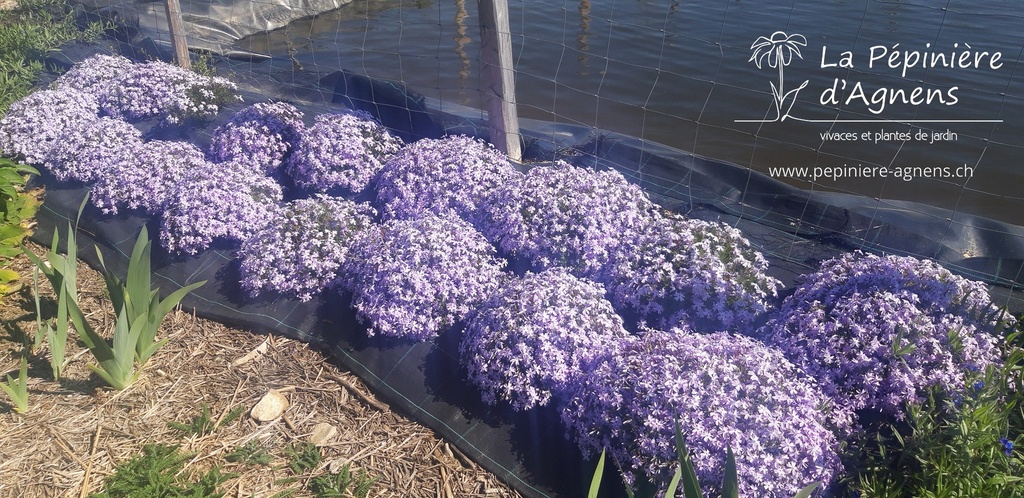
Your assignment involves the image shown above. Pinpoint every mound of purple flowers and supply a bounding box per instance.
[160,162,283,254]
[91,141,209,215]
[562,327,844,497]
[0,89,99,170]
[286,111,403,194]
[47,117,144,184]
[99,59,239,125]
[52,54,135,97]
[208,102,306,174]
[600,211,780,333]
[341,213,506,341]
[376,135,520,223]
[480,161,658,276]
[240,195,376,302]
[761,251,1008,420]
[460,268,628,411]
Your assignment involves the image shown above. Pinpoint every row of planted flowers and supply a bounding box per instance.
[0,53,1017,497]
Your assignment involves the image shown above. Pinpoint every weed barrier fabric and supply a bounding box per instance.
[30,44,1024,498]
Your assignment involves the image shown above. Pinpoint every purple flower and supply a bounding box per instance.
[239,195,376,301]
[91,140,208,215]
[375,135,520,224]
[561,327,844,497]
[479,161,658,276]
[598,211,780,333]
[760,251,1009,420]
[460,268,628,411]
[341,213,506,341]
[47,117,144,184]
[0,89,100,169]
[208,101,306,174]
[160,162,283,254]
[286,111,403,194]
[52,54,135,97]
[100,60,240,125]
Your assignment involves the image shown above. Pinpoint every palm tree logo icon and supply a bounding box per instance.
[749,31,809,122]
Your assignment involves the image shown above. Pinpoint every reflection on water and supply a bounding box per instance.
[453,0,471,102]
[577,0,589,65]
[245,0,1024,226]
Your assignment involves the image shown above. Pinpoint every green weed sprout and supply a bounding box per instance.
[308,463,378,498]
[0,355,29,413]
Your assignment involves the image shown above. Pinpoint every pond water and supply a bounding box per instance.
[237,0,1024,227]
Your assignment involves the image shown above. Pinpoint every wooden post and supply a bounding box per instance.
[164,0,191,70]
[478,0,522,162]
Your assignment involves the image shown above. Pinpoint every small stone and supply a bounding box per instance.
[250,389,289,422]
[308,422,338,446]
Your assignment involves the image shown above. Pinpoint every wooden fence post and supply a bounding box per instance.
[478,0,522,162]
[165,0,191,70]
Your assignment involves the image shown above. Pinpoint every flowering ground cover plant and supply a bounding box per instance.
[761,251,1010,422]
[160,162,283,255]
[340,213,506,340]
[600,210,780,333]
[91,140,209,215]
[207,102,306,174]
[375,135,520,224]
[460,268,628,411]
[239,194,376,302]
[287,111,403,194]
[52,53,135,96]
[0,88,100,170]
[96,59,240,125]
[561,327,844,497]
[480,161,658,276]
[49,116,144,184]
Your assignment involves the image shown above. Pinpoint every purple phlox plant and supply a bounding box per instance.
[160,161,283,255]
[341,212,507,341]
[599,210,780,333]
[760,251,1009,420]
[42,116,144,184]
[91,140,209,215]
[479,161,658,277]
[99,59,240,125]
[286,110,403,194]
[561,327,844,497]
[375,135,521,224]
[460,268,628,411]
[0,89,100,169]
[52,54,135,97]
[239,195,376,302]
[208,101,306,174]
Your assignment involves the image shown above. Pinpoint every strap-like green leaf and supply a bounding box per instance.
[587,450,606,498]
[722,446,739,498]
[125,225,152,321]
[674,419,704,498]
[665,465,683,498]
[791,482,821,498]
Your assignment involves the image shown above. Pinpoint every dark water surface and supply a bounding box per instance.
[238,0,1024,227]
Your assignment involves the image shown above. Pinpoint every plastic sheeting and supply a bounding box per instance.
[30,40,1024,498]
[74,0,350,58]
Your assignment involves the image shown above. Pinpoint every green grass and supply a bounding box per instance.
[0,0,106,115]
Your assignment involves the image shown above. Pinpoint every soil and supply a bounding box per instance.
[0,243,523,497]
